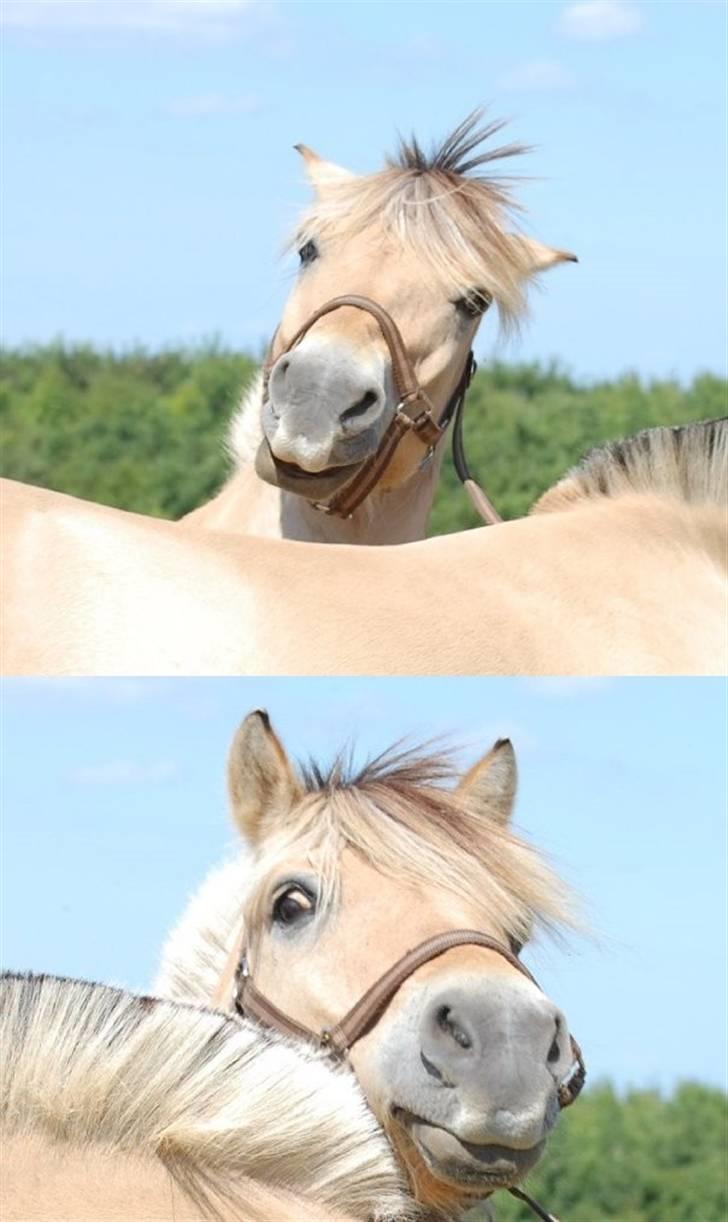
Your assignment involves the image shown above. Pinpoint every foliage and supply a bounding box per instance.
[469,1083,728,1222]
[0,343,256,519]
[430,362,726,533]
[1,344,724,529]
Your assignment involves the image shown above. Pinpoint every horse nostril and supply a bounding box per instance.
[340,389,379,426]
[277,357,290,378]
[436,1005,472,1050]
[547,1020,562,1064]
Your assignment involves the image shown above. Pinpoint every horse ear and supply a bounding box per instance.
[457,738,517,826]
[511,234,578,276]
[227,710,303,844]
[294,143,356,193]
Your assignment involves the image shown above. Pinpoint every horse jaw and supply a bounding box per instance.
[382,1112,489,1217]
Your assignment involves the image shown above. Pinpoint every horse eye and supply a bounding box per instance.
[272,886,314,926]
[454,290,492,319]
[298,239,319,267]
[509,937,524,957]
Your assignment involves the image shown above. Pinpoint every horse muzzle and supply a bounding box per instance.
[254,438,366,503]
[397,1110,546,1190]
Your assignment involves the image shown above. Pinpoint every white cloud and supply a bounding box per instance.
[166,93,264,118]
[558,1,643,41]
[70,759,177,785]
[499,59,574,93]
[2,0,263,37]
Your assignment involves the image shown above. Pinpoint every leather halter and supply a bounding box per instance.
[261,294,500,522]
[232,929,585,1222]
[233,928,585,1107]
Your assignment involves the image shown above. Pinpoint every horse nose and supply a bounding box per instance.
[269,348,386,441]
[420,989,567,1087]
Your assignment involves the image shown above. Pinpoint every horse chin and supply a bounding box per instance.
[395,1110,545,1193]
[254,439,364,501]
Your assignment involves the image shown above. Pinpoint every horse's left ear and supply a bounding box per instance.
[227,710,303,845]
[294,143,356,193]
[457,738,517,826]
[511,234,578,276]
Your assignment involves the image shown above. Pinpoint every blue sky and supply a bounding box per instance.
[2,676,726,1095]
[2,0,726,380]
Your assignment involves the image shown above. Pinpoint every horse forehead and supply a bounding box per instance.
[334,852,487,937]
[296,241,448,319]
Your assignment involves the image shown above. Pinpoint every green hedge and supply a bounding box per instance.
[1,344,724,531]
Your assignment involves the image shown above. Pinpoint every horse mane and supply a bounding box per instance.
[1,971,407,1222]
[392,112,526,179]
[296,110,537,327]
[533,417,728,514]
[156,743,577,1012]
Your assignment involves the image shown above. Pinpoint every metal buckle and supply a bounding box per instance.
[312,501,353,521]
[232,954,250,1010]
[394,403,418,430]
[396,403,441,439]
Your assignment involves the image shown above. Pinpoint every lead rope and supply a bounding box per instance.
[508,1186,560,1221]
[450,359,502,527]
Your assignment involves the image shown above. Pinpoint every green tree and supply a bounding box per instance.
[1,344,724,529]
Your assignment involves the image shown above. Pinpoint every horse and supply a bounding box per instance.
[182,109,576,545]
[0,971,404,1221]
[154,710,586,1220]
[2,418,725,676]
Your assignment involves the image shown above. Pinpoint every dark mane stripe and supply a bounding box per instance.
[392,109,528,180]
[535,416,728,512]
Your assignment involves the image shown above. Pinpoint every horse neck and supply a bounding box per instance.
[279,456,443,544]
[189,374,444,544]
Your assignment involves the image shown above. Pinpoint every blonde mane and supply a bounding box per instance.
[296,111,538,327]
[534,417,728,514]
[1,971,407,1222]
[156,744,577,1009]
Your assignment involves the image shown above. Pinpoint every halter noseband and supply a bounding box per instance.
[261,295,500,523]
[233,927,585,1099]
[232,928,585,1222]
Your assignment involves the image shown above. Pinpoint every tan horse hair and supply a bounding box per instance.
[155,744,578,1010]
[3,1137,359,1222]
[2,417,725,676]
[291,113,540,328]
[534,417,727,513]
[0,972,408,1222]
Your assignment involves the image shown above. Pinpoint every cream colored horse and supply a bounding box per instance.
[185,111,575,544]
[1,971,404,1222]
[2,418,725,676]
[156,711,582,1220]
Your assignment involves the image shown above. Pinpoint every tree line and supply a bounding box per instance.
[1,343,724,532]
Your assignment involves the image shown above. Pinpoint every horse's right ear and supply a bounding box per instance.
[294,143,356,193]
[227,711,303,844]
